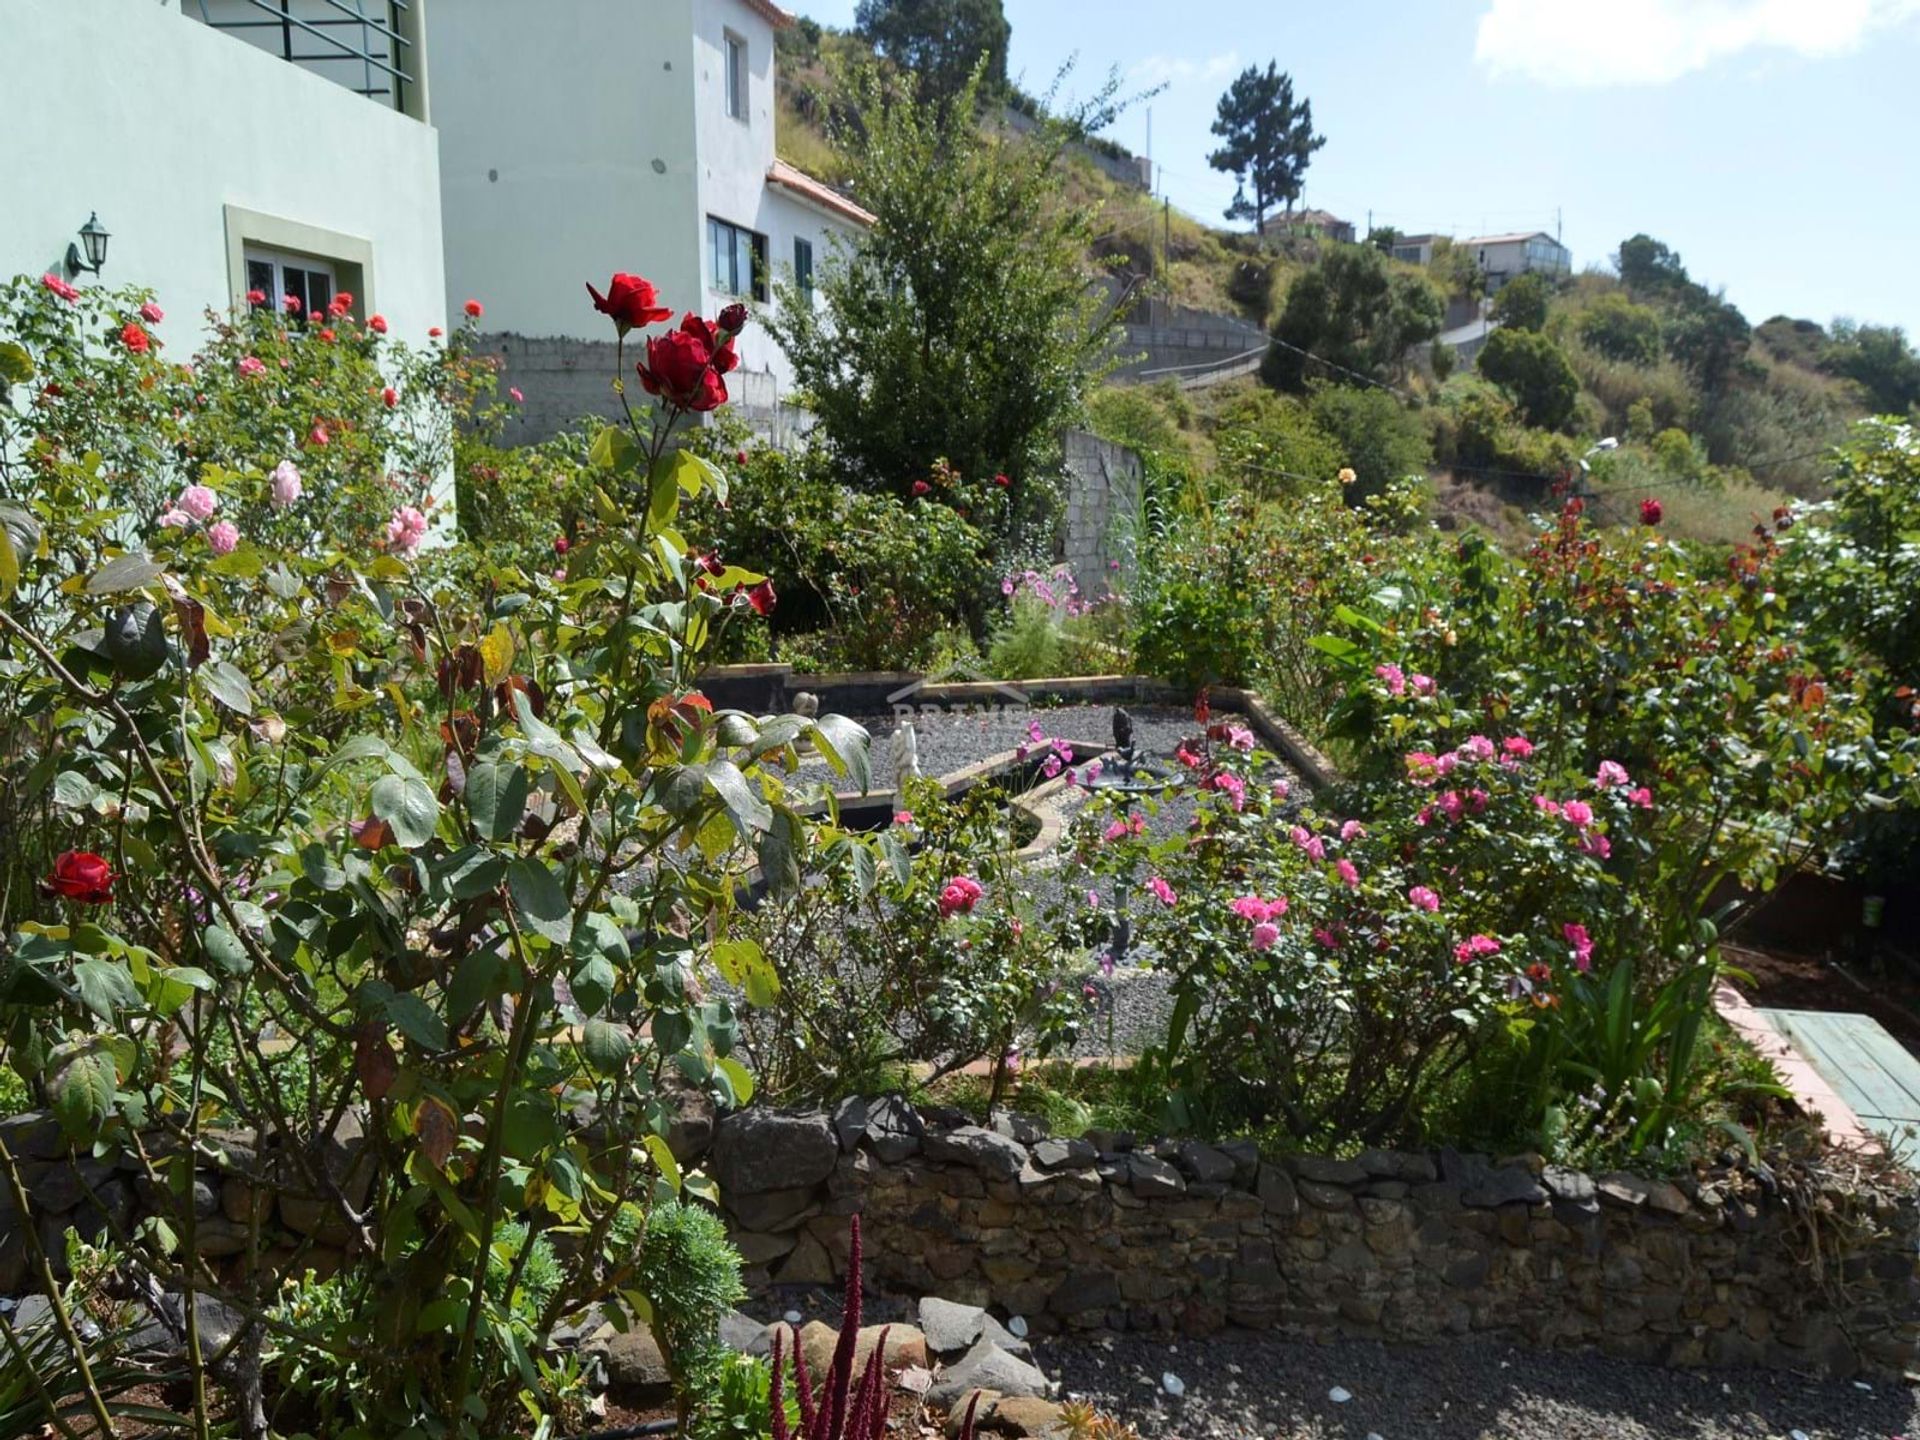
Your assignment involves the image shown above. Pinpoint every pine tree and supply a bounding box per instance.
[1208,63,1325,235]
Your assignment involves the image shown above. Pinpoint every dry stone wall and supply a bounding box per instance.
[711,1099,1920,1380]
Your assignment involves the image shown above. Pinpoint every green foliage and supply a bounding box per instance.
[768,61,1119,497]
[1211,388,1345,494]
[1307,384,1434,500]
[1488,273,1551,332]
[1821,321,1920,416]
[684,426,993,670]
[984,570,1128,680]
[1665,296,1752,391]
[1086,382,1196,468]
[0,269,874,1437]
[456,426,597,575]
[1431,376,1578,481]
[1264,244,1443,391]
[637,1199,749,1435]
[1576,294,1663,366]
[1477,327,1580,431]
[1615,233,1692,297]
[1207,63,1325,234]
[854,0,1010,104]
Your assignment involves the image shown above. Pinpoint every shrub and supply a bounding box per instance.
[1477,326,1579,431]
[1210,389,1345,496]
[1263,243,1444,391]
[1306,383,1432,502]
[1576,294,1663,366]
[0,269,872,1436]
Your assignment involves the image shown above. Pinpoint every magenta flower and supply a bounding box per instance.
[1250,921,1280,951]
[1578,832,1611,859]
[1437,791,1464,822]
[1225,724,1255,753]
[1336,858,1360,889]
[41,273,80,303]
[1459,735,1495,763]
[1146,876,1177,907]
[1502,735,1534,760]
[1561,799,1594,830]
[1339,820,1366,842]
[1626,786,1653,809]
[1595,760,1630,789]
[139,300,165,324]
[1563,922,1594,970]
[1452,934,1501,964]
[1375,663,1407,697]
[1533,795,1562,818]
[386,505,429,557]
[936,874,984,917]
[237,355,266,377]
[1270,778,1290,801]
[1405,752,1440,786]
[269,459,303,507]
[1407,885,1440,913]
[891,810,914,827]
[206,521,239,556]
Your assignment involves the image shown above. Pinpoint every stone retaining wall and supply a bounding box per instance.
[9,1097,1913,1381]
[709,1100,1920,1379]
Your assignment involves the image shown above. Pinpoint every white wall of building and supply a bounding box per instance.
[0,0,444,346]
[430,0,703,342]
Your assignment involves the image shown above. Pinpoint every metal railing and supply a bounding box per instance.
[188,0,414,112]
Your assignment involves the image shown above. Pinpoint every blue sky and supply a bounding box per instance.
[795,0,1920,333]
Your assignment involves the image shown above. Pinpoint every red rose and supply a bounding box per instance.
[911,480,931,497]
[695,551,725,576]
[745,578,776,616]
[329,293,352,318]
[717,302,750,336]
[586,273,673,334]
[994,472,1010,488]
[554,535,570,555]
[1640,498,1663,526]
[120,322,151,354]
[45,850,113,904]
[429,326,443,338]
[635,317,732,412]
[464,299,484,318]
[369,313,388,334]
[319,328,337,343]
[678,314,738,374]
[246,288,267,306]
[382,386,398,407]
[735,449,749,465]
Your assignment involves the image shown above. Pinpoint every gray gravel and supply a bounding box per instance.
[1035,1331,1919,1439]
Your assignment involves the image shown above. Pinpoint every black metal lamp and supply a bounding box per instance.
[65,214,110,277]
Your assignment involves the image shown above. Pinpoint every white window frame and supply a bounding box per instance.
[244,246,340,319]
[708,216,768,302]
[794,236,814,304]
[724,31,747,121]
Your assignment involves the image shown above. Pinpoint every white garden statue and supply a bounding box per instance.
[890,720,920,811]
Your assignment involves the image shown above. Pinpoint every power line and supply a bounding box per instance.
[1261,334,1415,399]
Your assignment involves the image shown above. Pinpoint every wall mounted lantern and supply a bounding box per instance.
[65,214,110,277]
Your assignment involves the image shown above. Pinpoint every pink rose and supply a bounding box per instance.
[1459,735,1495,763]
[158,508,190,529]
[237,355,266,377]
[1339,820,1366,842]
[1626,786,1653,809]
[1250,921,1280,951]
[1561,800,1594,830]
[1147,876,1177,907]
[139,301,164,324]
[206,521,239,556]
[1563,922,1594,970]
[1270,778,1290,801]
[42,273,80,303]
[1502,735,1534,760]
[1533,795,1561,818]
[1452,934,1501,964]
[1336,858,1359,889]
[269,460,302,507]
[1411,673,1436,697]
[386,505,429,557]
[1595,760,1630,789]
[1375,663,1406,697]
[178,485,218,521]
[1407,885,1440,913]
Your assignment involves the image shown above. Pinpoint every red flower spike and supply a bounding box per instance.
[770,1329,790,1440]
[791,1322,817,1435]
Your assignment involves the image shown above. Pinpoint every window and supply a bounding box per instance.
[724,31,747,121]
[1392,244,1422,263]
[708,217,768,302]
[794,237,814,303]
[245,247,338,319]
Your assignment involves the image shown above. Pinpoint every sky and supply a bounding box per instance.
[794,0,1920,334]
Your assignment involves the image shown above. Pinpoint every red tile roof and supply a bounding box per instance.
[767,160,876,228]
[744,0,796,28]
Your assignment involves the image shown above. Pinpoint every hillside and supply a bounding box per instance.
[774,19,1898,549]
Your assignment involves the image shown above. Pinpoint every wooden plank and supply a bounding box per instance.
[1759,1008,1920,1137]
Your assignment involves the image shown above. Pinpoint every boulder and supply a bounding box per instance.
[662,1079,717,1165]
[1174,1141,1236,1186]
[1127,1153,1185,1198]
[794,1321,928,1379]
[727,1185,819,1233]
[712,1110,838,1197]
[988,1110,1050,1145]
[833,1096,874,1152]
[1030,1137,1096,1172]
[593,1325,673,1400]
[920,1295,990,1357]
[864,1095,926,1163]
[928,1337,1049,1407]
[992,1396,1070,1438]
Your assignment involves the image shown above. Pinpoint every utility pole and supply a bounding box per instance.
[1163,195,1171,298]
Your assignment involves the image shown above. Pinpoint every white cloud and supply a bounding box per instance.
[1126,50,1242,91]
[1474,0,1920,86]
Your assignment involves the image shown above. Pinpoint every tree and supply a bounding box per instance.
[1577,294,1663,366]
[1489,272,1551,332]
[1262,243,1442,392]
[767,62,1118,496]
[1665,294,1750,391]
[1822,321,1920,416]
[1477,327,1580,430]
[854,0,1010,106]
[1615,233,1690,296]
[1369,225,1403,254]
[1208,63,1325,235]
[1430,238,1485,307]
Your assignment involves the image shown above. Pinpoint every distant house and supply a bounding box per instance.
[1290,209,1356,244]
[1465,231,1571,292]
[1388,233,1443,266]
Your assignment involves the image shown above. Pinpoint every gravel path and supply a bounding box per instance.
[1035,1332,1919,1439]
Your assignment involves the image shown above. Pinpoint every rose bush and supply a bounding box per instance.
[0,269,873,1436]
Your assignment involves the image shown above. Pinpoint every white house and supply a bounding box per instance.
[0,0,446,349]
[1465,231,1572,292]
[426,0,873,439]
[1388,233,1442,267]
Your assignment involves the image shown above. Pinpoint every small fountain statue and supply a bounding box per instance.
[890,719,921,811]
[790,690,820,718]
